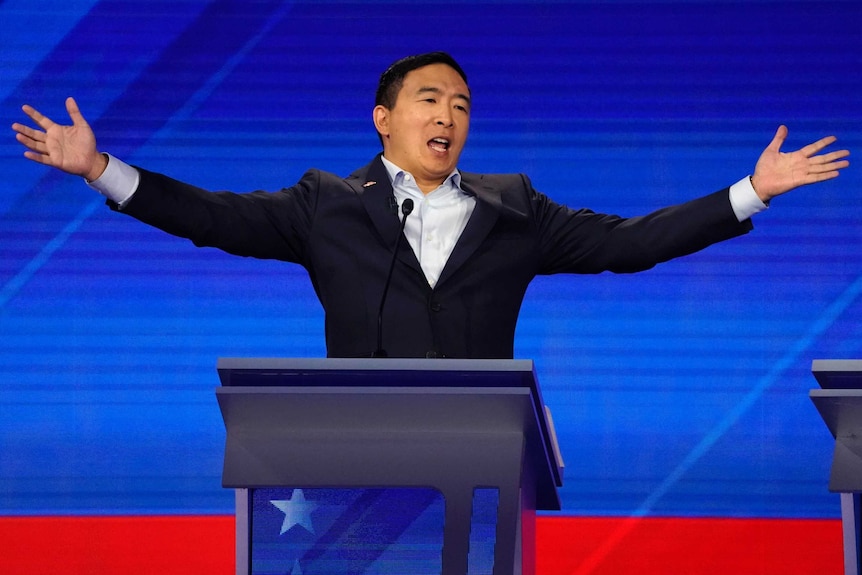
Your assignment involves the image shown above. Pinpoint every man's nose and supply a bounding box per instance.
[436,108,454,128]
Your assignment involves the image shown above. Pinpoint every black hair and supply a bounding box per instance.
[375,52,469,110]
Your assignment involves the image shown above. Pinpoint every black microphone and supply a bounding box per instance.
[373,198,414,358]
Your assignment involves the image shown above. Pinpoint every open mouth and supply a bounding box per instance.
[428,137,450,153]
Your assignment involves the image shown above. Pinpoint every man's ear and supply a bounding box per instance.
[373,105,390,139]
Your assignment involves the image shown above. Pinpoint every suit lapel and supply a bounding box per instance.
[348,155,423,276]
[348,160,514,289]
[435,172,503,288]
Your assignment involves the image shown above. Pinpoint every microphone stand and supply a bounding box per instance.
[372,198,414,358]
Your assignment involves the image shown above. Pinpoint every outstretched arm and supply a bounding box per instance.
[751,125,850,203]
[12,97,107,182]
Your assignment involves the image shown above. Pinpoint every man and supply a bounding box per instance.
[11,52,850,359]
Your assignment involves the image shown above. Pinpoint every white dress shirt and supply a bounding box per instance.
[380,155,476,288]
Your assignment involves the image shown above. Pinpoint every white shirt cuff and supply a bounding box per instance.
[86,153,140,208]
[728,176,768,222]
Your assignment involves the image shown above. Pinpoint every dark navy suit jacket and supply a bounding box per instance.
[113,154,753,358]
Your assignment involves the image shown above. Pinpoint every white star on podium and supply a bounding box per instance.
[270,489,318,535]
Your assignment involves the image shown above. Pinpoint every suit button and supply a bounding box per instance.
[429,301,442,312]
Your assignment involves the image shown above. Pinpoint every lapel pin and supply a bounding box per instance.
[363,181,376,188]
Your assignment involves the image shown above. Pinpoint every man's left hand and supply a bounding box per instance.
[751,125,850,203]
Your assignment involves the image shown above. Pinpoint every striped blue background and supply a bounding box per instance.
[1,0,860,521]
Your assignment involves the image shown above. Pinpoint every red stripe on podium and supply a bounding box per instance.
[536,516,843,575]
[0,515,842,574]
[0,515,235,575]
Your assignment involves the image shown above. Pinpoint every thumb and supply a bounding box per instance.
[65,97,87,127]
[767,124,788,153]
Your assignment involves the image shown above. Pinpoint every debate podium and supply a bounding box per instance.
[810,359,862,575]
[216,358,564,575]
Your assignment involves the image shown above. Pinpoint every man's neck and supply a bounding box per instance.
[380,154,457,195]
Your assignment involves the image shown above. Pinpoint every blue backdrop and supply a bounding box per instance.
[1,0,860,520]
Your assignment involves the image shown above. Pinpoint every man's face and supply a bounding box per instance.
[373,63,471,193]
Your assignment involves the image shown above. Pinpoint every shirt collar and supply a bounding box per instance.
[380,155,463,193]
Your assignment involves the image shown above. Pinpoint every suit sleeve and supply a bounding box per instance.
[108,168,319,265]
[528,177,754,275]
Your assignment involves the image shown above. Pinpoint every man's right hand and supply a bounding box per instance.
[12,97,107,182]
